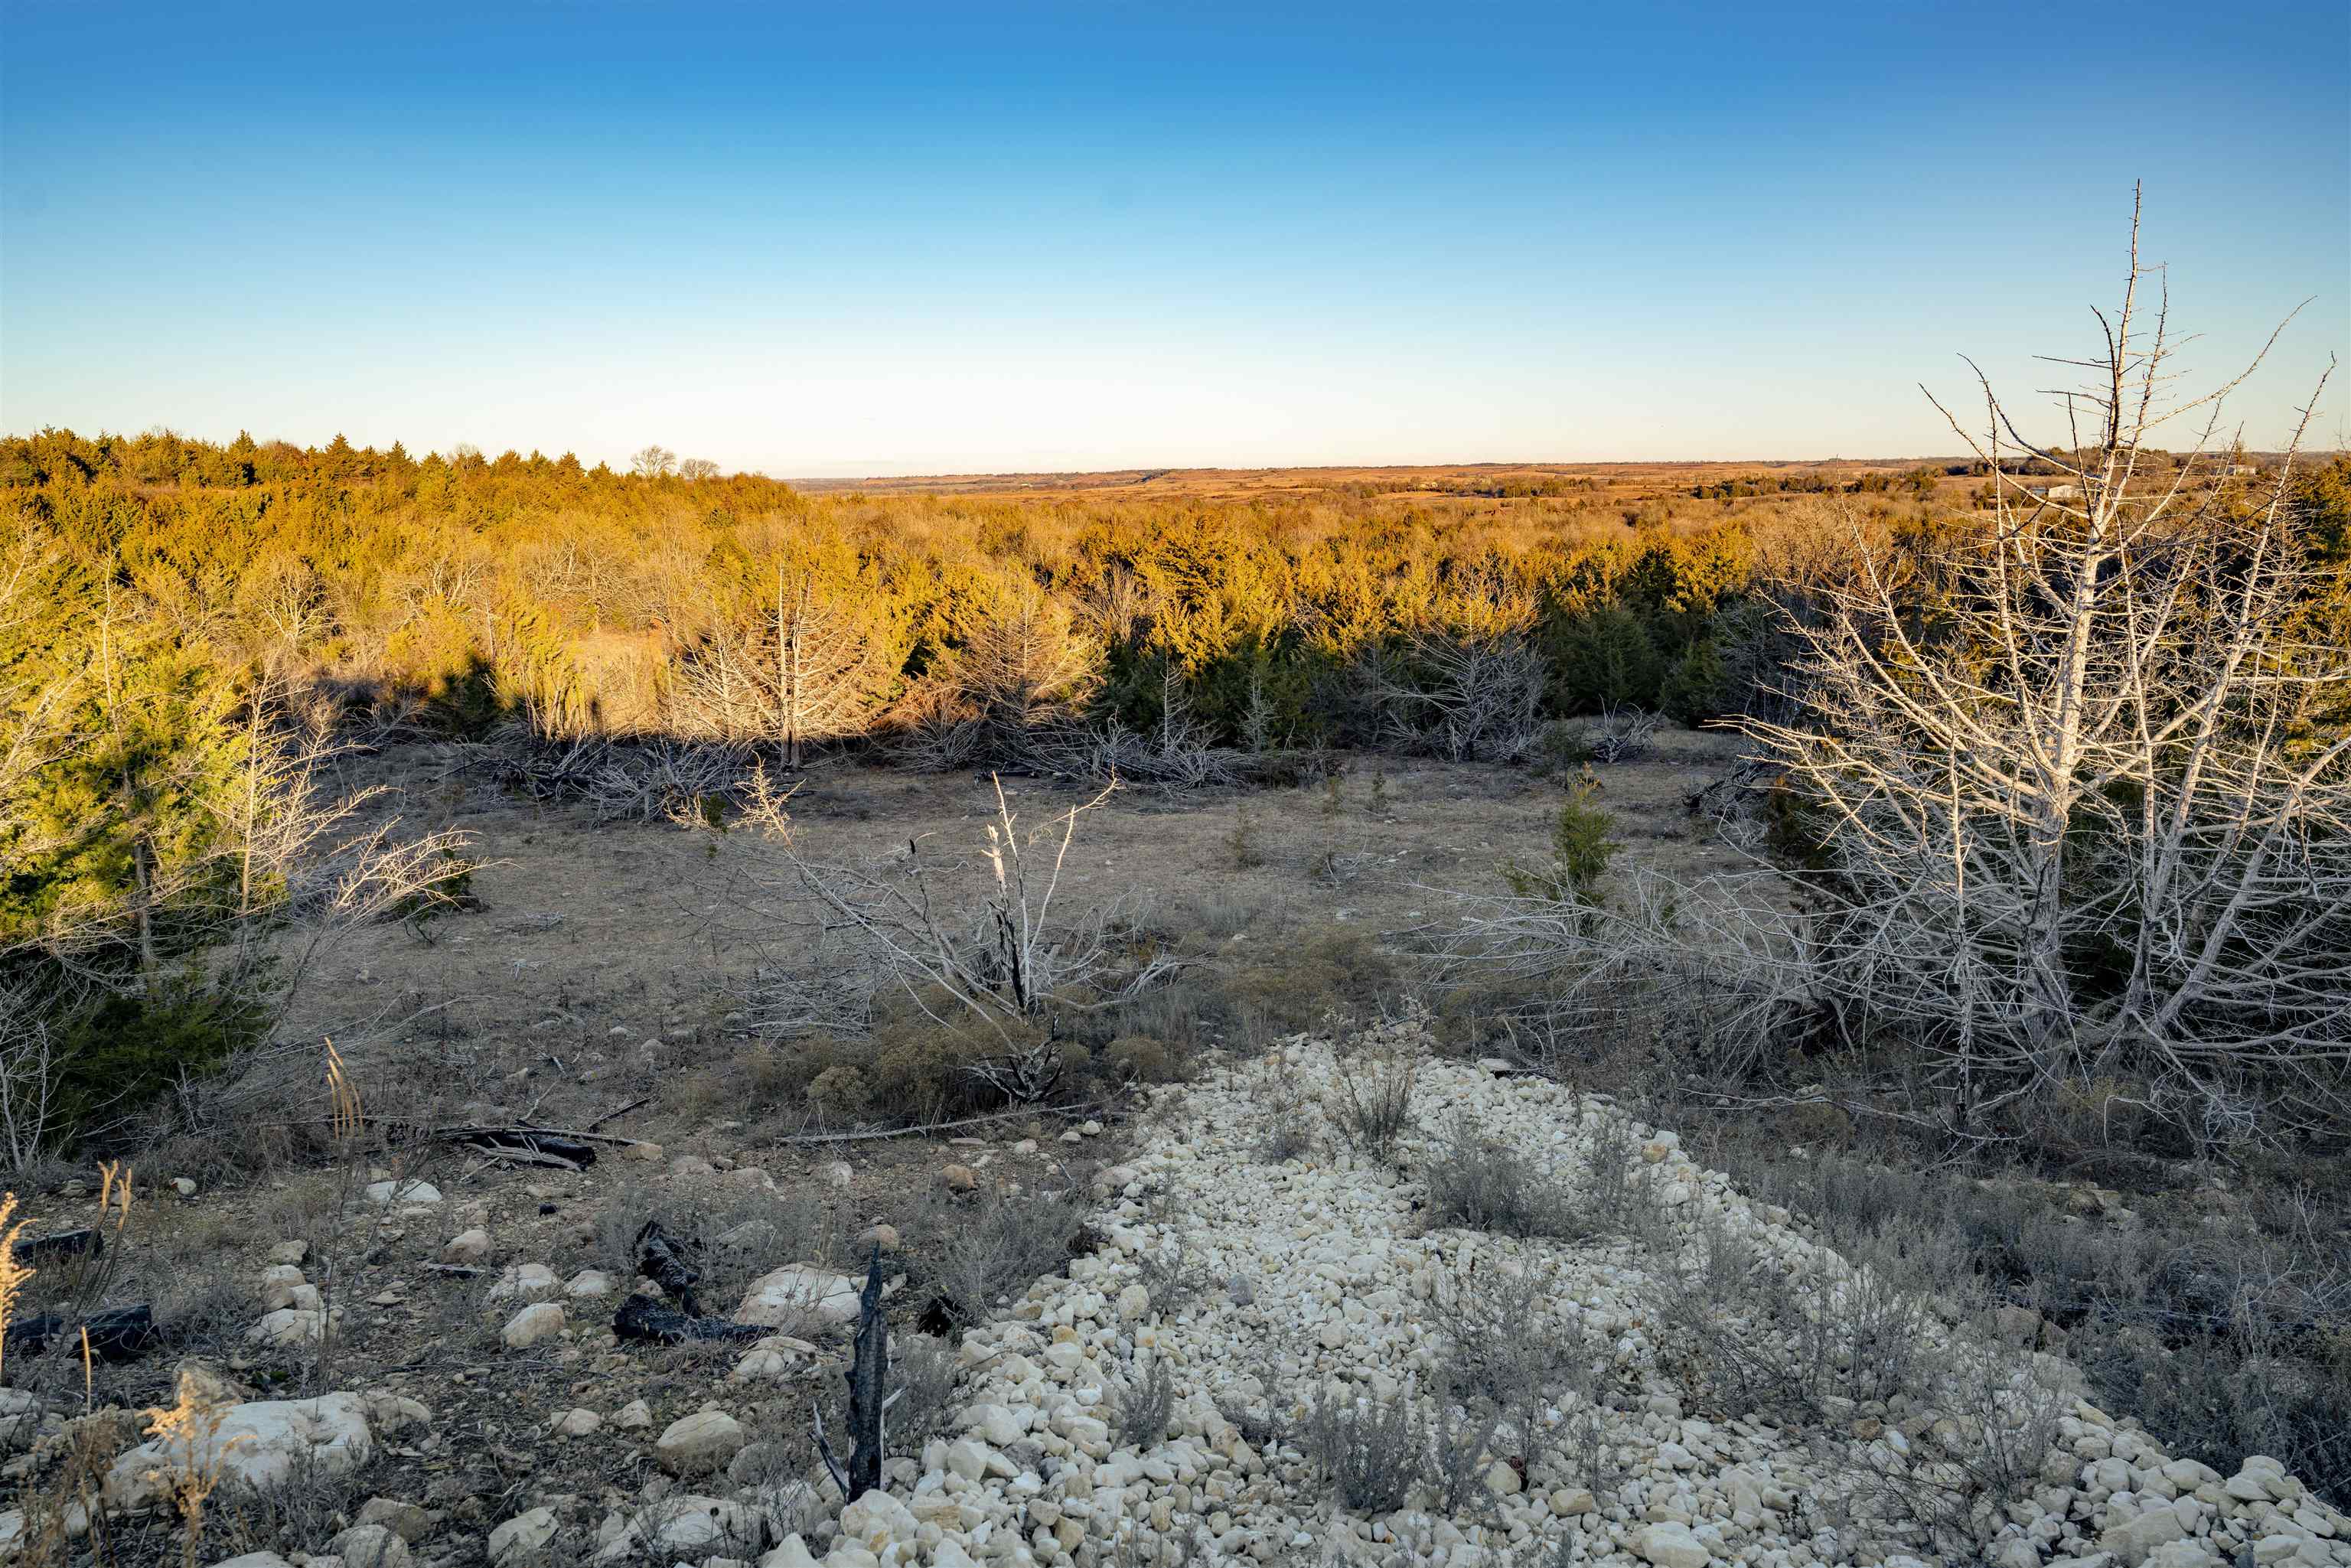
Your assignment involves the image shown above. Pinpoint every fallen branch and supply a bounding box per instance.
[773,1102,1111,1146]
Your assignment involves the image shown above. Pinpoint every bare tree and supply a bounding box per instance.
[728,771,1184,1084]
[894,584,1100,770]
[1735,194,2347,1132]
[630,444,678,480]
[677,457,721,481]
[1354,575,1546,762]
[673,570,892,766]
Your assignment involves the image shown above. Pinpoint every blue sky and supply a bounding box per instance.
[4,2,2346,474]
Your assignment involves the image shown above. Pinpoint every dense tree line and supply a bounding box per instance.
[0,427,1817,761]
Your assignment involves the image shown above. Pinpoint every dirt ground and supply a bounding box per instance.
[277,729,1750,1149]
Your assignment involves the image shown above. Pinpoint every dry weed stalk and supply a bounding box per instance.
[742,769,1185,1051]
[0,1190,32,1380]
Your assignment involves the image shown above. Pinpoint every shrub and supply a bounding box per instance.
[908,1181,1084,1332]
[804,1064,874,1124]
[1250,1062,1315,1162]
[1329,1045,1416,1159]
[1424,1120,1591,1240]
[1658,636,1731,727]
[1305,1385,1425,1512]
[1549,603,1664,713]
[47,971,274,1147]
[1103,1035,1180,1084]
[1112,1356,1176,1447]
[1502,770,1619,905]
[1430,1260,1576,1470]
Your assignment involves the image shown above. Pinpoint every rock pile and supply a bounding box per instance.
[766,1038,2348,1568]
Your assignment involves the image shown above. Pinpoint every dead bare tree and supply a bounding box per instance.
[893,584,1100,770]
[814,1248,892,1501]
[1432,865,1813,1079]
[672,569,892,766]
[1734,192,2348,1133]
[732,771,1184,1090]
[1355,577,1546,762]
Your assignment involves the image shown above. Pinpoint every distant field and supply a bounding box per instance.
[786,456,1967,498]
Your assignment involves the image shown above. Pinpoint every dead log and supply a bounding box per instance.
[4,1304,156,1361]
[633,1220,704,1315]
[9,1227,103,1266]
[816,1246,889,1501]
[611,1295,765,1345]
[446,1129,599,1169]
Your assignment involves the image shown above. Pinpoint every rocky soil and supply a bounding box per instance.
[4,1022,2346,1568]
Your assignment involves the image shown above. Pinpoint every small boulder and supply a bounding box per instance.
[611,1397,653,1429]
[246,1308,326,1348]
[364,1178,442,1205]
[941,1163,978,1193]
[104,1394,372,1511]
[759,1536,821,1568]
[439,1229,493,1265]
[488,1506,559,1566]
[1634,1522,1711,1568]
[840,1488,918,1548]
[487,1263,559,1302]
[654,1410,746,1475]
[550,1407,602,1436]
[331,1522,412,1566]
[501,1302,565,1349]
[564,1268,616,1299]
[354,1497,433,1542]
[735,1265,862,1328]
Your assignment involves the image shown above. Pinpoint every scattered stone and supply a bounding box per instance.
[501,1302,565,1349]
[331,1521,412,1566]
[439,1229,492,1264]
[941,1163,978,1194]
[487,1506,559,1566]
[363,1178,442,1205]
[654,1409,746,1475]
[611,1398,653,1429]
[104,1393,373,1511]
[354,1497,432,1542]
[550,1407,602,1436]
[171,1176,197,1197]
[565,1267,616,1298]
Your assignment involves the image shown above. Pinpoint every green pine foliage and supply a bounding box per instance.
[1503,769,1620,905]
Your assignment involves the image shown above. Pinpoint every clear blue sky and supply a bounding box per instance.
[4,2,2345,474]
